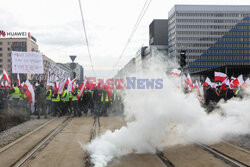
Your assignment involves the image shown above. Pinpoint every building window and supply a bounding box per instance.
[0,48,2,51]
[7,53,11,57]
[8,42,11,45]
[0,42,2,45]
[8,59,11,63]
[8,65,11,69]
[0,65,2,68]
[0,53,2,57]
[0,59,2,62]
[8,48,11,51]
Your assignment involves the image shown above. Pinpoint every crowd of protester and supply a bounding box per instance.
[0,81,124,120]
[182,73,250,113]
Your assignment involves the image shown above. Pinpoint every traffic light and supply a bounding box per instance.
[180,50,186,68]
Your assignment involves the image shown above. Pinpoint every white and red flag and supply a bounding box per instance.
[242,78,250,88]
[21,82,25,88]
[186,73,193,88]
[54,81,59,93]
[17,73,20,87]
[237,75,244,87]
[4,81,9,88]
[171,69,181,77]
[3,69,11,83]
[214,72,227,82]
[77,80,87,99]
[0,81,4,88]
[221,78,231,90]
[23,80,35,105]
[67,78,76,93]
[58,79,68,95]
[230,75,244,88]
[203,77,213,87]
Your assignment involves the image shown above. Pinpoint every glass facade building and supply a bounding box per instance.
[168,5,250,72]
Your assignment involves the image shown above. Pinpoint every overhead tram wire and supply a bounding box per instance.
[112,0,152,71]
[78,0,97,76]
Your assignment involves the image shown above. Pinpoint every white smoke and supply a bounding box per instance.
[84,56,250,167]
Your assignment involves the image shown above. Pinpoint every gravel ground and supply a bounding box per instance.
[0,116,51,148]
[225,134,250,151]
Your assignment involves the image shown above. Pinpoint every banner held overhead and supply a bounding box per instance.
[11,51,44,74]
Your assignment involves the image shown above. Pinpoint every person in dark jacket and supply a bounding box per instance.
[83,88,92,116]
[35,82,47,119]
[92,88,102,116]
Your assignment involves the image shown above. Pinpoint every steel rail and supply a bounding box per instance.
[14,117,72,167]
[196,142,249,167]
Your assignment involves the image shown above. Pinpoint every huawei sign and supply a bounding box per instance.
[0,30,37,43]
[0,30,6,37]
[0,30,31,38]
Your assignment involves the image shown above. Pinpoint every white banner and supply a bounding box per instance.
[47,65,70,85]
[12,51,44,74]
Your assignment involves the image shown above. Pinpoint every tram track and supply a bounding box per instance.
[11,117,72,167]
[196,142,249,167]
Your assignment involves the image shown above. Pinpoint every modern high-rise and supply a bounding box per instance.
[168,5,250,73]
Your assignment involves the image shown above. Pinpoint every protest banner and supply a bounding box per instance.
[12,51,44,74]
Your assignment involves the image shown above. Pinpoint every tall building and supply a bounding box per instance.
[168,5,250,73]
[149,19,168,45]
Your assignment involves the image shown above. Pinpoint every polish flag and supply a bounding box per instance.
[230,75,244,88]
[3,70,11,83]
[230,76,236,82]
[77,80,87,99]
[195,80,200,89]
[221,79,230,90]
[0,81,4,88]
[186,74,193,88]
[67,78,76,93]
[203,77,213,87]
[237,75,244,87]
[21,82,25,88]
[242,78,250,88]
[58,79,67,95]
[54,81,59,93]
[214,72,227,82]
[4,81,8,88]
[23,80,35,104]
[17,73,20,87]
[171,69,181,77]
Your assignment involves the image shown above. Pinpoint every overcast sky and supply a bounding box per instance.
[1,0,250,78]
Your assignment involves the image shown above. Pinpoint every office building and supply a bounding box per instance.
[149,19,168,45]
[168,5,250,73]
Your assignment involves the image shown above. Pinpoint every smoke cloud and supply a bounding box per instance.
[84,55,250,167]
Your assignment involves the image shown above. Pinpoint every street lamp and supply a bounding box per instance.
[69,55,77,80]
